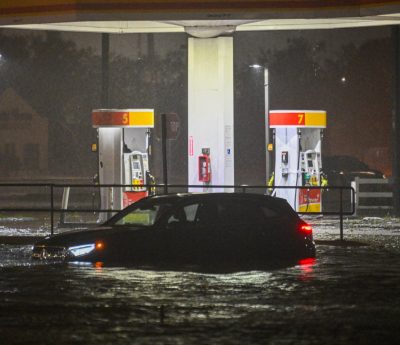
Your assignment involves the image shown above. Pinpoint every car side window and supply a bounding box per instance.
[184,204,199,222]
[115,205,161,226]
[113,201,173,227]
[194,201,218,227]
[167,203,200,225]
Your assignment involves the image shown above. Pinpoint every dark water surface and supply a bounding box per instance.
[1,239,399,345]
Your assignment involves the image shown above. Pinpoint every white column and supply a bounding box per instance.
[188,37,234,192]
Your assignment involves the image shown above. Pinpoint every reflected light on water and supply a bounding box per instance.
[95,261,104,272]
[297,257,316,281]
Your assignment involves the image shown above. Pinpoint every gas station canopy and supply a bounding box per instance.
[2,0,400,35]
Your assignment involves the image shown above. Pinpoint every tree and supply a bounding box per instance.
[0,30,101,176]
[0,30,188,181]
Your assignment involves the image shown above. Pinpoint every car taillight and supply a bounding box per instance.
[299,223,313,235]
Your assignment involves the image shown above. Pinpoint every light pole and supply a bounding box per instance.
[250,64,271,183]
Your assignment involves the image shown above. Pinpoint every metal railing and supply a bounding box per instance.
[351,177,392,215]
[0,183,355,240]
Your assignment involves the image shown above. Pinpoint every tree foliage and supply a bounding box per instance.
[235,34,392,178]
[0,30,187,178]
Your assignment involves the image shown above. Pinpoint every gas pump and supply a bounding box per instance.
[269,110,327,212]
[92,109,154,220]
[300,150,322,187]
[123,151,151,205]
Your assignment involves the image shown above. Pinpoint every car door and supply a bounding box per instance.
[159,197,223,265]
[160,200,202,263]
[214,196,270,263]
[189,198,220,263]
[107,201,171,263]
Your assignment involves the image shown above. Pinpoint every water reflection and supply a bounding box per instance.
[0,241,400,344]
[297,257,316,281]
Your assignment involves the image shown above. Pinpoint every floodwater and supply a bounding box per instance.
[1,217,400,345]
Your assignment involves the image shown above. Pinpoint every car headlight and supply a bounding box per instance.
[68,244,95,257]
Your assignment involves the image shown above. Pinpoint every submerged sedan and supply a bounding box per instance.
[32,193,315,267]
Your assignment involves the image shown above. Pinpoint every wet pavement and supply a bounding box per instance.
[0,216,400,344]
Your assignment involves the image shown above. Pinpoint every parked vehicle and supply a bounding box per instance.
[32,193,315,269]
[323,155,384,186]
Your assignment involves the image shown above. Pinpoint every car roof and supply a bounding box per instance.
[145,192,291,208]
[104,192,296,226]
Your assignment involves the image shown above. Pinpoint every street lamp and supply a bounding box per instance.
[249,64,271,183]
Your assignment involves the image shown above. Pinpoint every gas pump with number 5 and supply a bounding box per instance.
[92,109,154,220]
[198,148,211,183]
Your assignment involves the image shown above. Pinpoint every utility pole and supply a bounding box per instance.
[101,33,110,108]
[392,26,400,216]
[264,68,272,182]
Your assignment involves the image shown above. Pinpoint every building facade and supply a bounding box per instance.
[0,88,48,178]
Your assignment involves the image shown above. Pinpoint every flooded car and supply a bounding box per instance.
[32,193,315,268]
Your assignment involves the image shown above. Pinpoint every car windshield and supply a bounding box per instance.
[110,199,173,227]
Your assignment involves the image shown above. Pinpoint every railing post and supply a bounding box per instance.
[161,113,168,195]
[60,187,70,225]
[351,184,356,215]
[354,177,360,216]
[351,180,356,216]
[340,187,344,241]
[50,184,54,236]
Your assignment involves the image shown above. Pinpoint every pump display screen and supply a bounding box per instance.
[132,162,140,170]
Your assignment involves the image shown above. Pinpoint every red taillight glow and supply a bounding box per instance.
[299,224,313,234]
[297,258,316,280]
[95,242,104,250]
[298,258,316,266]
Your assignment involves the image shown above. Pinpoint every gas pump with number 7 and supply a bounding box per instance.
[269,110,327,212]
